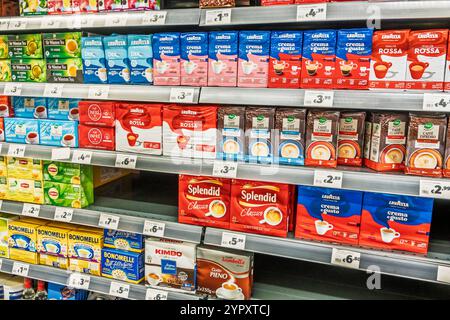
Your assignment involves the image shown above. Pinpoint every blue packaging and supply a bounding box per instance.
[39,119,78,147]
[47,283,88,300]
[47,98,80,120]
[128,34,153,84]
[103,229,144,253]
[12,97,48,119]
[4,118,40,144]
[81,37,108,84]
[103,35,131,84]
[101,248,145,284]
[276,108,306,166]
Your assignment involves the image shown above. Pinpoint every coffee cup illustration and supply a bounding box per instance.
[184,61,197,75]
[340,61,357,76]
[147,273,162,286]
[223,139,240,154]
[142,67,153,82]
[219,282,242,299]
[120,68,130,82]
[0,104,8,117]
[177,135,190,150]
[127,132,139,147]
[206,200,226,218]
[62,134,75,147]
[259,207,283,226]
[212,61,226,74]
[380,227,400,243]
[373,61,392,79]
[242,61,257,75]
[156,61,169,74]
[26,131,39,144]
[409,61,429,80]
[273,61,288,75]
[305,61,322,76]
[95,68,108,82]
[34,106,47,118]
[315,220,333,235]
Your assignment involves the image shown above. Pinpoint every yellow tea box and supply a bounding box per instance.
[0,156,7,176]
[0,176,8,199]
[68,258,101,276]
[0,213,18,258]
[7,177,44,204]
[39,254,69,269]
[9,247,39,264]
[68,229,103,262]
[37,225,70,257]
[7,157,43,180]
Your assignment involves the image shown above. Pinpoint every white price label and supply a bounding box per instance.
[212,161,238,178]
[88,86,110,99]
[51,147,71,160]
[297,3,327,21]
[314,170,343,189]
[22,204,41,217]
[437,266,450,283]
[12,262,29,277]
[0,258,2,270]
[143,220,165,237]
[423,93,450,111]
[169,88,196,103]
[331,248,361,269]
[98,213,120,230]
[420,180,450,199]
[8,144,26,157]
[304,90,334,107]
[115,154,137,169]
[80,17,95,28]
[3,83,22,96]
[105,14,128,27]
[142,11,167,25]
[146,288,168,300]
[72,150,93,164]
[109,282,130,299]
[0,200,3,210]
[0,19,10,30]
[205,8,232,25]
[221,232,246,250]
[41,18,61,29]
[54,207,74,222]
[44,84,64,97]
[9,19,27,30]
[68,273,91,290]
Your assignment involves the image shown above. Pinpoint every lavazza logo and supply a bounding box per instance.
[181,109,197,115]
[216,35,231,40]
[389,200,409,208]
[187,36,201,41]
[418,33,439,39]
[312,33,329,39]
[248,35,263,40]
[381,34,401,40]
[322,194,340,201]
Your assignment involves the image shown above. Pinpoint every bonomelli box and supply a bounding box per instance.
[104,230,144,253]
[11,59,46,82]
[68,228,103,262]
[43,32,82,59]
[101,248,145,284]
[37,225,71,257]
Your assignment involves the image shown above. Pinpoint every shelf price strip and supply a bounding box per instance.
[205,8,232,25]
[115,154,137,169]
[3,83,22,96]
[304,90,334,107]
[12,262,29,277]
[22,204,41,218]
[72,150,93,164]
[7,144,26,157]
[423,93,450,111]
[169,88,196,103]
[297,4,327,21]
[146,288,168,300]
[313,170,343,189]
[54,207,74,223]
[109,282,130,299]
[212,161,238,179]
[51,147,71,160]
[142,11,167,25]
[68,273,91,290]
[420,180,450,199]
[331,248,361,269]
[221,232,246,250]
[88,86,110,99]
[98,213,120,230]
[44,84,64,98]
[143,220,166,237]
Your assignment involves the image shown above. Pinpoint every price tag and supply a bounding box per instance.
[88,86,110,99]
[0,258,2,271]
[331,248,361,269]
[142,11,167,25]
[3,83,23,96]
[44,84,64,97]
[72,150,93,164]
[212,161,238,179]
[115,154,137,169]
[297,3,327,21]
[437,266,450,283]
[205,8,232,25]
[80,17,95,28]
[12,262,29,277]
[98,213,120,230]
[41,18,61,29]
[105,13,128,27]
[51,147,71,160]
[22,204,41,217]
[304,90,334,107]
[169,88,196,103]
[7,144,26,157]
[109,282,130,299]
[0,19,10,30]
[0,200,3,210]
[9,19,27,30]
[146,288,168,300]
[423,93,450,111]
[54,207,74,222]
[420,180,450,199]
[221,232,246,250]
[143,220,165,237]
[314,170,343,189]
[68,273,91,290]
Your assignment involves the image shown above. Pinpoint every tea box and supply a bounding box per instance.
[8,34,43,59]
[12,97,47,119]
[43,161,93,185]
[44,181,93,208]
[0,60,11,82]
[19,0,48,15]
[11,59,47,82]
[46,58,83,83]
[37,224,71,257]
[8,218,45,264]
[43,33,82,59]
[0,213,17,258]
[47,98,80,120]
[39,119,79,147]
[4,118,40,144]
[7,157,43,180]
[68,228,103,262]
[6,177,44,204]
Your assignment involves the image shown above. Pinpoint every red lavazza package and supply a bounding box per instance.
[230,179,290,238]
[445,37,450,92]
[0,96,13,117]
[406,29,448,91]
[79,101,116,127]
[78,124,115,151]
[178,175,231,229]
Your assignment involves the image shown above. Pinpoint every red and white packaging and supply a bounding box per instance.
[369,29,410,90]
[178,175,231,229]
[405,29,448,91]
[0,118,4,142]
[230,179,290,238]
[445,37,450,92]
[78,124,115,151]
[115,103,162,155]
[261,0,293,5]
[162,105,217,159]
[79,101,116,127]
[0,96,13,118]
[72,0,99,13]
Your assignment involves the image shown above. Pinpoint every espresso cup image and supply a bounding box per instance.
[66,39,78,54]
[242,61,257,75]
[380,227,400,243]
[223,139,240,155]
[310,144,331,160]
[340,64,354,77]
[338,143,357,159]
[184,61,197,75]
[383,148,404,164]
[34,106,47,119]
[280,143,300,159]
[273,61,287,75]
[373,61,392,79]
[409,61,429,80]
[147,273,162,286]
[62,134,75,147]
[156,61,169,74]
[205,200,226,218]
[95,68,108,82]
[120,68,130,82]
[69,108,79,121]
[212,61,226,74]
[218,282,243,300]
[315,220,333,235]
[411,149,442,169]
[259,207,283,226]
[306,62,322,76]
[26,131,39,144]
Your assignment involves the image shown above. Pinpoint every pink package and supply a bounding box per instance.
[208,31,238,87]
[180,33,208,87]
[152,33,181,86]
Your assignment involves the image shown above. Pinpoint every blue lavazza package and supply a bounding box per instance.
[81,36,108,84]
[103,34,131,84]
[128,34,153,84]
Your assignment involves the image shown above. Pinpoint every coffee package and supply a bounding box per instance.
[217,106,246,161]
[245,107,275,164]
[47,0,72,14]
[443,120,450,178]
[363,113,373,161]
[337,111,366,166]
[81,36,107,84]
[208,31,239,87]
[153,33,181,86]
[180,32,208,87]
[405,113,447,177]
[364,112,408,172]
[305,110,339,168]
[197,245,253,300]
[79,124,115,151]
[128,34,153,84]
[405,29,448,91]
[103,35,130,84]
[445,37,450,91]
[275,108,306,166]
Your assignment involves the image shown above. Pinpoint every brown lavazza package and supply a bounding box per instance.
[199,0,236,8]
[275,108,306,166]
[217,106,246,161]
[405,113,447,177]
[338,111,366,167]
[444,119,450,177]
[364,112,408,172]
[305,110,340,168]
[245,107,275,164]
[196,245,254,300]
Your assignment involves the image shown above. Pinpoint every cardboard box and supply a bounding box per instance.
[44,181,93,208]
[43,32,82,59]
[43,161,93,185]
[7,157,43,180]
[101,248,145,284]
[11,59,46,82]
[39,119,79,147]
[8,34,43,59]
[6,177,44,204]
[46,58,83,83]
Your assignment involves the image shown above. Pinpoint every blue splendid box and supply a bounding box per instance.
[4,118,40,144]
[103,230,144,253]
[12,97,48,119]
[47,98,80,120]
[82,37,108,84]
[39,119,78,147]
[101,248,145,284]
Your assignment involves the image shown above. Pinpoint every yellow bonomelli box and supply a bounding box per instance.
[40,253,69,269]
[68,228,103,262]
[37,225,71,258]
[68,258,101,276]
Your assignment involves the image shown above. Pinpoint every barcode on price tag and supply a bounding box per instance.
[423,93,450,111]
[68,273,91,290]
[52,147,71,160]
[54,207,74,222]
[72,150,93,164]
[3,83,22,96]
[437,266,450,283]
[142,11,167,25]
[143,220,165,237]
[297,3,327,21]
[314,170,343,189]
[146,288,168,300]
[212,161,238,178]
[22,204,40,217]
[304,90,334,107]
[109,282,130,299]
[205,8,232,25]
[331,248,361,269]
[98,213,120,230]
[88,86,109,99]
[105,14,128,27]
[221,232,246,250]
[420,180,450,199]
[12,262,29,277]
[8,144,26,157]
[44,84,64,97]
[115,154,137,169]
[169,88,195,103]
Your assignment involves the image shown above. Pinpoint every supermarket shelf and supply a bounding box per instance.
[199,1,450,27]
[204,228,450,286]
[0,83,200,104]
[0,199,203,244]
[0,258,201,300]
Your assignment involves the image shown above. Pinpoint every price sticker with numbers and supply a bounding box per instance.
[54,207,74,223]
[0,200,3,211]
[437,266,450,283]
[212,161,238,178]
[41,18,61,29]
[423,93,450,111]
[0,258,2,270]
[109,282,130,299]
[99,213,120,230]
[72,150,93,164]
[88,86,110,99]
[3,83,22,96]
[9,19,27,30]
[304,90,334,107]
[115,154,137,169]
[142,11,167,25]
[146,288,168,300]
[68,273,91,290]
[12,262,30,277]
[314,170,343,189]
[297,3,327,21]
[22,204,40,217]
[205,8,232,25]
[44,84,64,98]
[331,248,361,269]
[105,14,128,27]
[169,88,196,103]
[420,180,450,199]
[221,232,246,250]
[51,147,71,160]
[143,220,165,237]
[8,144,26,157]
[0,19,10,30]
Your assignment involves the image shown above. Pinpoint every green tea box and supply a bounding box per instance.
[43,33,82,59]
[44,181,93,208]
[11,59,46,82]
[8,34,43,59]
[19,0,48,16]
[0,36,8,59]
[46,58,83,83]
[43,161,93,186]
[0,60,11,82]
